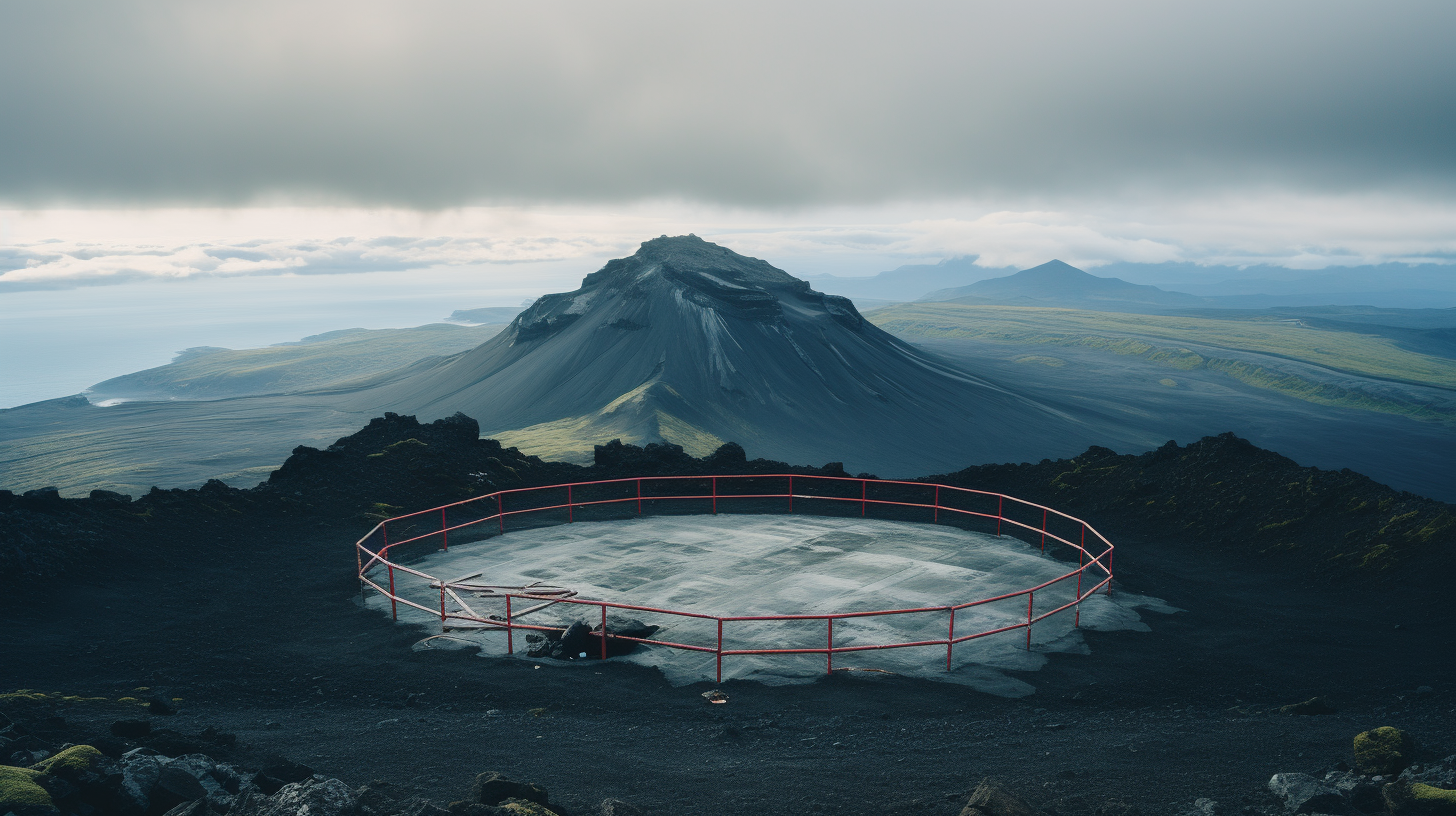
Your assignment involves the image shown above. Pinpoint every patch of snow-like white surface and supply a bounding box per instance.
[562,291,596,315]
[368,515,1172,696]
[695,272,749,290]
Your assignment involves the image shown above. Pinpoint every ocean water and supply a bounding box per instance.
[0,262,586,409]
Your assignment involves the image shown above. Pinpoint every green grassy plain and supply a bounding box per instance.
[90,323,504,401]
[870,304,1456,422]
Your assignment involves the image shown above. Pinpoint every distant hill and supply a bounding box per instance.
[446,306,525,324]
[86,323,504,403]
[1096,260,1456,310]
[805,256,1014,302]
[921,260,1207,312]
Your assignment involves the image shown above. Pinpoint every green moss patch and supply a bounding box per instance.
[1411,784,1456,812]
[1353,726,1415,774]
[30,745,101,775]
[0,765,53,810]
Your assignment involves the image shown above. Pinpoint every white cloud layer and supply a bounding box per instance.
[3,195,1454,290]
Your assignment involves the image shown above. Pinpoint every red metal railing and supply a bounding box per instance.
[355,475,1114,683]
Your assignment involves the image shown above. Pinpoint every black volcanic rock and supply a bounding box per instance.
[924,432,1456,583]
[350,235,1095,475]
[5,409,1452,594]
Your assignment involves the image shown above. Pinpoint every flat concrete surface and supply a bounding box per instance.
[370,515,1174,694]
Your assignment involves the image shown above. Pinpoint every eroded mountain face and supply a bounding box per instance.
[355,235,1112,474]
[513,234,864,340]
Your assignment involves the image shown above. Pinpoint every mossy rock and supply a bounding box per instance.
[1354,726,1415,774]
[497,800,557,816]
[0,765,54,811]
[1410,783,1456,814]
[30,745,101,776]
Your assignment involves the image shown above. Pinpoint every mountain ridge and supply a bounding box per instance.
[346,235,1103,471]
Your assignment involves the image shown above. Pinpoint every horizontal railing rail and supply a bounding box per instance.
[356,474,1114,682]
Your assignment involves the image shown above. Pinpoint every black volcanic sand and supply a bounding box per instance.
[2,505,1452,815]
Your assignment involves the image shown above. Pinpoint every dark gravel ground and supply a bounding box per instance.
[3,505,1453,816]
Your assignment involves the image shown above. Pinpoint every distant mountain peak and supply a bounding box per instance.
[919,258,1206,311]
[1015,259,1094,278]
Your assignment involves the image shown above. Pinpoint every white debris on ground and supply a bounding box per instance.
[365,514,1177,697]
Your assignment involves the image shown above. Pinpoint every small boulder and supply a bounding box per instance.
[1325,770,1383,812]
[152,765,211,814]
[395,798,452,816]
[118,752,166,816]
[497,800,555,816]
[0,765,54,813]
[1267,773,1343,815]
[160,800,216,816]
[557,622,595,659]
[599,798,645,816]
[238,778,358,816]
[1408,783,1456,815]
[1355,727,1416,775]
[29,745,103,778]
[470,773,549,808]
[960,778,1036,816]
[592,617,661,657]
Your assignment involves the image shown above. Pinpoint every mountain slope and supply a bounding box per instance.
[351,236,1107,472]
[86,323,505,403]
[922,260,1207,312]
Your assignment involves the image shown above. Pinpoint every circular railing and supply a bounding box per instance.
[355,474,1114,682]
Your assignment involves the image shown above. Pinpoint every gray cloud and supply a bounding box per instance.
[1,1,1453,207]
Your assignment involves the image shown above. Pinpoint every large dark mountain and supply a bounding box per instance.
[921,259,1207,312]
[350,235,1107,473]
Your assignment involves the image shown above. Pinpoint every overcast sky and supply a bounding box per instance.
[2,1,1454,287]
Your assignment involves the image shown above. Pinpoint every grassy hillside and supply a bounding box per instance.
[870,304,1456,422]
[88,323,504,402]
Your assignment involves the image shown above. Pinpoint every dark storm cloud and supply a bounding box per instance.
[1,1,1453,207]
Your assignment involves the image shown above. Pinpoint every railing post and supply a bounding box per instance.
[997,495,1003,536]
[441,508,448,551]
[637,478,642,515]
[861,480,866,516]
[946,606,956,670]
[827,618,834,674]
[1041,508,1047,552]
[506,595,513,654]
[384,523,397,621]
[1025,592,1033,650]
[497,494,504,534]
[934,485,939,523]
[716,619,724,683]
[788,476,793,513]
[712,477,717,515]
[356,538,365,601]
[600,604,608,660]
[1075,539,1084,629]
[387,556,397,621]
[1106,548,1114,595]
[568,484,573,523]
[439,586,446,624]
